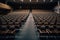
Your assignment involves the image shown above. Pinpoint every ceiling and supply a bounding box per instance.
[0,0,59,3]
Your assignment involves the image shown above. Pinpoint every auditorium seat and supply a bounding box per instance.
[0,11,29,34]
[33,10,60,39]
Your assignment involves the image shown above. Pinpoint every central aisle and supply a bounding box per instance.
[15,13,39,40]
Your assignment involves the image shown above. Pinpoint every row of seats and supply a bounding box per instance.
[0,13,29,35]
[33,12,60,36]
[39,36,60,40]
[33,13,60,25]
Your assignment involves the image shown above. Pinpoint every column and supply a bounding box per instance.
[58,1,60,14]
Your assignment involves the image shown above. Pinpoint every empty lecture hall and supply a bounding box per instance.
[0,0,60,40]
